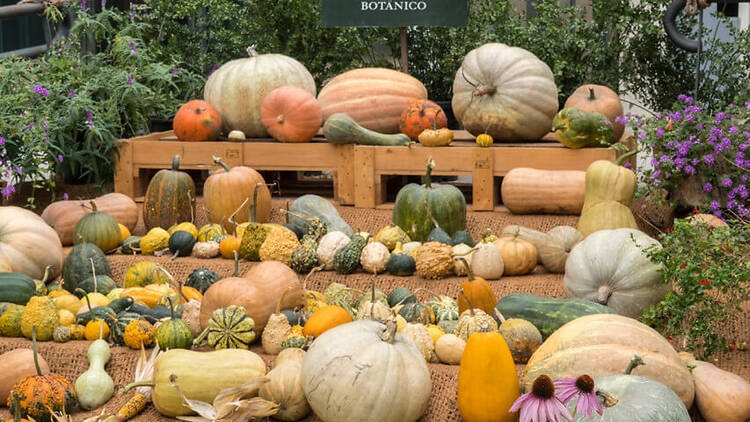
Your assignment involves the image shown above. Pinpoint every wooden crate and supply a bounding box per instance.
[114,131,354,203]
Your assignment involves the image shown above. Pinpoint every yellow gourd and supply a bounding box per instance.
[303,305,351,338]
[57,309,75,326]
[139,228,170,255]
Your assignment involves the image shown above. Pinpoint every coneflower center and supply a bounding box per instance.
[576,375,595,393]
[531,375,555,399]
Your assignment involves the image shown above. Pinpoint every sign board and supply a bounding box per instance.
[321,0,468,27]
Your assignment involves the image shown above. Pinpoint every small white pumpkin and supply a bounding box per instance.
[400,323,437,363]
[259,348,311,421]
[227,130,246,142]
[191,241,220,259]
[301,320,431,422]
[435,333,465,365]
[360,241,390,274]
[452,243,474,276]
[316,231,351,270]
[470,242,503,280]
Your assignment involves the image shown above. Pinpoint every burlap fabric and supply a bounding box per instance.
[1,199,746,422]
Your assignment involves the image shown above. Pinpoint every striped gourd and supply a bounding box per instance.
[143,155,196,230]
[197,305,256,350]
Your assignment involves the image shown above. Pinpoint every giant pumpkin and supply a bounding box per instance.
[41,193,138,246]
[261,85,322,143]
[143,155,196,230]
[204,46,316,137]
[0,206,64,280]
[203,157,271,233]
[452,43,558,141]
[317,68,428,134]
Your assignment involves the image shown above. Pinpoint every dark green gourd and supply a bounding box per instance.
[333,233,368,274]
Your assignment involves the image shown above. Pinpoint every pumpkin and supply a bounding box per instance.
[400,322,436,362]
[8,327,77,422]
[524,313,694,407]
[185,268,221,293]
[123,320,155,349]
[120,235,141,254]
[154,298,193,350]
[41,193,138,246]
[143,155,196,231]
[564,228,666,318]
[475,133,493,147]
[682,355,750,422]
[552,107,615,149]
[204,46,316,137]
[435,333,465,365]
[323,113,411,146]
[200,261,305,332]
[258,348,311,421]
[301,320,431,422]
[20,296,59,341]
[0,349,50,405]
[469,242,503,280]
[317,67,428,134]
[415,241,454,279]
[123,261,169,288]
[578,199,639,236]
[418,127,454,147]
[0,206,64,280]
[172,100,222,142]
[359,241,390,274]
[565,84,624,142]
[497,318,542,363]
[580,157,636,214]
[493,233,537,275]
[500,168,586,215]
[458,326,520,422]
[457,258,498,316]
[452,43,558,141]
[288,194,354,237]
[399,99,447,140]
[303,305,351,338]
[204,157,271,232]
[454,308,498,341]
[451,243,473,276]
[227,130,245,141]
[537,225,583,273]
[261,85,322,143]
[194,305,256,350]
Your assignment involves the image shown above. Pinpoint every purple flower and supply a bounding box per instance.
[691,158,699,165]
[510,375,573,422]
[715,111,727,124]
[27,121,34,130]
[127,75,134,86]
[14,167,22,175]
[554,376,603,419]
[129,41,137,55]
[614,115,630,125]
[728,126,739,134]
[33,85,49,97]
[129,10,136,18]
[713,209,723,218]
[703,182,713,192]
[68,90,76,98]
[727,200,738,210]
[81,0,86,10]
[171,68,181,76]
[637,132,646,140]
[86,109,95,128]
[624,162,632,169]
[736,185,748,199]
[63,193,69,200]
[0,137,4,146]
[669,111,682,120]
[721,178,733,188]
[678,141,692,156]
[710,200,721,210]
[659,155,669,163]
[736,152,746,167]
[683,165,695,175]
[1,184,15,198]
[684,113,695,122]
[704,154,715,165]
[57,154,64,163]
[710,126,722,137]
[656,128,665,138]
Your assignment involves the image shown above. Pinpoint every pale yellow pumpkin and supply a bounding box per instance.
[493,235,537,275]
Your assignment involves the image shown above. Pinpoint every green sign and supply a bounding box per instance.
[321,0,468,27]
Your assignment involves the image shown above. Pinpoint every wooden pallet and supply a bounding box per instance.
[114,130,625,210]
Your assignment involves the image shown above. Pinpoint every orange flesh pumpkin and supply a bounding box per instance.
[173,100,223,142]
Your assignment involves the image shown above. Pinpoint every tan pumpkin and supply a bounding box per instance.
[469,242,503,280]
[199,261,305,332]
[500,168,585,215]
[500,225,547,264]
[681,354,750,422]
[317,68,428,134]
[204,46,316,137]
[41,193,138,246]
[0,206,64,280]
[565,84,624,141]
[259,348,310,421]
[203,158,271,233]
[261,85,322,143]
[0,349,50,404]
[524,313,694,408]
[578,199,639,237]
[537,226,583,273]
[493,234,537,275]
[452,43,558,141]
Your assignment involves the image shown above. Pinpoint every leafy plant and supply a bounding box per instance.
[640,219,749,359]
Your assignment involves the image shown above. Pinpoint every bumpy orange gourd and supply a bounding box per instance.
[399,99,447,140]
[456,258,497,316]
[458,328,520,422]
[261,86,322,143]
[303,305,352,338]
[173,100,223,142]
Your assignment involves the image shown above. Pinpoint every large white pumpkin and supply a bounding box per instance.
[203,47,316,137]
[452,43,559,141]
[0,206,64,279]
[301,320,431,422]
[563,228,667,318]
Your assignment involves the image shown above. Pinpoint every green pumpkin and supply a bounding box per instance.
[451,230,474,247]
[72,202,122,253]
[120,236,142,254]
[186,268,221,293]
[437,319,457,334]
[197,224,225,242]
[168,230,196,257]
[333,233,368,274]
[398,302,431,324]
[286,194,354,237]
[385,252,416,276]
[552,107,615,149]
[0,272,37,305]
[194,305,256,350]
[387,287,416,307]
[426,295,459,323]
[143,155,196,230]
[62,243,111,295]
[154,298,193,350]
[392,159,467,242]
[110,311,142,345]
[77,274,117,296]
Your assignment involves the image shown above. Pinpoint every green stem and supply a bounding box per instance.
[120,380,156,394]
[615,145,639,166]
[31,326,42,376]
[233,250,239,277]
[77,287,96,323]
[424,158,434,189]
[166,296,176,320]
[588,87,597,101]
[625,355,644,375]
[212,156,231,173]
[171,155,181,172]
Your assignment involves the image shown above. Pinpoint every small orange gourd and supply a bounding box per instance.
[456,258,497,316]
[173,100,223,142]
[399,99,447,140]
[303,305,351,338]
[219,236,241,259]
[458,326,520,422]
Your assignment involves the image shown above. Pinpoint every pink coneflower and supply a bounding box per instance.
[510,375,572,422]
[554,375,603,419]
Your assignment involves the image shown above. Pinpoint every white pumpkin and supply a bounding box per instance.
[359,241,390,274]
[470,242,503,280]
[435,334,465,365]
[563,228,666,318]
[402,241,422,255]
[0,206,64,280]
[316,231,351,270]
[204,46,316,137]
[301,320,431,422]
[451,43,559,141]
[452,243,473,276]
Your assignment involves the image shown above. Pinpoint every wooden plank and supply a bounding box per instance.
[353,146,376,208]
[183,143,243,168]
[113,140,134,197]
[472,148,494,211]
[492,147,615,175]
[336,145,355,205]
[242,143,340,170]
[372,145,475,175]
[132,142,184,166]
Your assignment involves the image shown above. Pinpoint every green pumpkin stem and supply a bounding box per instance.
[77,287,96,324]
[165,296,177,321]
[192,327,209,347]
[615,145,639,167]
[212,156,231,173]
[458,290,476,317]
[31,325,43,376]
[587,87,597,101]
[171,155,181,172]
[120,380,156,394]
[455,257,475,281]
[625,354,644,375]
[251,183,261,223]
[233,250,239,277]
[90,258,98,293]
[424,158,435,189]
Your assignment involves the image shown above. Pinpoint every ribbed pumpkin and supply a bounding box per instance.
[154,298,193,350]
[537,226,583,273]
[123,261,170,288]
[173,100,222,142]
[41,193,138,246]
[317,67,428,134]
[143,155,196,230]
[399,99,447,140]
[203,157,271,232]
[458,326,520,422]
[457,258,497,316]
[204,46,316,137]
[261,85,322,143]
[452,43,558,141]
[552,107,615,149]
[493,234,537,276]
[71,201,121,253]
[565,84,624,141]
[0,207,64,281]
[195,305,256,349]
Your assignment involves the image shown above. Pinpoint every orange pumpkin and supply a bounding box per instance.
[203,158,271,232]
[219,236,241,259]
[399,99,447,140]
[261,86,322,143]
[303,305,352,338]
[456,258,497,316]
[173,100,223,142]
[564,84,624,141]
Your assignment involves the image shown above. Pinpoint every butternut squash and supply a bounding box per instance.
[501,168,585,215]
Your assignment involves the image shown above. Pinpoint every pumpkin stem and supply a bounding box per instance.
[31,325,43,376]
[246,45,258,57]
[459,290,476,317]
[379,319,398,344]
[424,158,435,189]
[478,323,491,333]
[303,265,324,292]
[615,144,639,166]
[625,355,644,375]
[595,285,613,304]
[171,155,181,172]
[276,114,285,124]
[187,190,195,224]
[90,258,98,293]
[40,265,52,285]
[77,287,96,324]
[212,156,232,173]
[587,87,597,101]
[460,67,479,89]
[596,390,619,407]
[177,277,189,304]
[165,296,177,321]
[120,380,156,394]
[473,85,497,97]
[228,196,250,234]
[431,109,443,130]
[494,308,506,323]
[192,327,209,347]
[89,200,98,213]
[233,250,239,277]
[455,257,475,281]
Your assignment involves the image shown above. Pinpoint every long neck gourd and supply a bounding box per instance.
[75,337,114,409]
